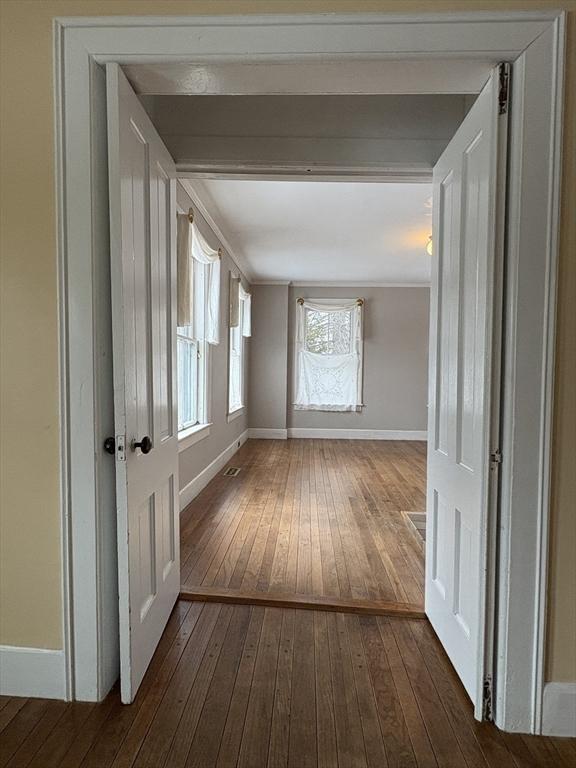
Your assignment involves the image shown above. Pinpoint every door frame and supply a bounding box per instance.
[54,11,565,733]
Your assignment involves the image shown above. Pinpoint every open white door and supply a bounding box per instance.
[107,64,180,704]
[426,65,507,718]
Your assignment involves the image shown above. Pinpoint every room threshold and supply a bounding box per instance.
[179,585,426,619]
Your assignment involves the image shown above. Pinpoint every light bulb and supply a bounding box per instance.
[426,236,433,256]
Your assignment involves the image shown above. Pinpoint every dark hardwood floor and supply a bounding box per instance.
[2,600,575,767]
[4,439,573,766]
[180,438,427,614]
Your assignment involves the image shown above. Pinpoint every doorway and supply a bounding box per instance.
[56,9,558,736]
[124,66,502,716]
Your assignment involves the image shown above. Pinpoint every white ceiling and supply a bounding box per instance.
[187,179,433,285]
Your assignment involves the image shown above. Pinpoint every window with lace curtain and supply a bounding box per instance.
[294,298,363,412]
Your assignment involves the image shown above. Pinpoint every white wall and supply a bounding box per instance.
[176,183,250,503]
[248,284,429,436]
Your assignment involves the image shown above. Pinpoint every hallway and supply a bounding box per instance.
[180,439,426,614]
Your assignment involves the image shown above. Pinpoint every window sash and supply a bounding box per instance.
[228,298,244,412]
[177,332,199,430]
[304,307,353,355]
[177,258,212,433]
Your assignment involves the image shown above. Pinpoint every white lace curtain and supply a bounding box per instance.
[177,214,221,344]
[294,298,363,412]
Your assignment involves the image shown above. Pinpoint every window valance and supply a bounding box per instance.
[177,213,221,344]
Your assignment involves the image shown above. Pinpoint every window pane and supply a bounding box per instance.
[177,335,198,430]
[228,300,243,412]
[305,309,352,355]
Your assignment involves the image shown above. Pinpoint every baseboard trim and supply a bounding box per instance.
[247,428,288,439]
[179,429,249,511]
[287,428,427,441]
[542,682,576,736]
[0,645,67,699]
[179,585,425,619]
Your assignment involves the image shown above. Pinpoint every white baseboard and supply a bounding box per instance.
[287,428,428,441]
[179,429,248,511]
[248,428,288,439]
[0,645,67,699]
[542,682,576,736]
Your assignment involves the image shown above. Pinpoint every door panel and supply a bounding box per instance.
[107,63,179,704]
[426,65,506,717]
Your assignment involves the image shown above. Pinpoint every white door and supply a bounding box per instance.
[107,64,180,704]
[426,65,507,717]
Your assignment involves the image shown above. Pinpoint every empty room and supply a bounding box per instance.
[1,6,575,768]
[176,175,431,614]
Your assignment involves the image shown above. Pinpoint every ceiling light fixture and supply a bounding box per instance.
[426,235,433,256]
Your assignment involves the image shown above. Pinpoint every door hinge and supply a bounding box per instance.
[490,448,502,467]
[498,62,510,115]
[482,675,494,722]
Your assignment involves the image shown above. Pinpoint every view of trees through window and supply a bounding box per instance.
[305,309,352,355]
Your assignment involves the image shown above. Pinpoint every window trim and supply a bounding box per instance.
[178,421,212,451]
[226,406,245,423]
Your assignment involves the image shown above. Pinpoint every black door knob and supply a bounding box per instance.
[103,436,116,455]
[133,435,153,454]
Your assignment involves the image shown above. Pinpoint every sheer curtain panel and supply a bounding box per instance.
[294,298,363,412]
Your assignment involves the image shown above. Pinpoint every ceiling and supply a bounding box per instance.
[187,179,433,285]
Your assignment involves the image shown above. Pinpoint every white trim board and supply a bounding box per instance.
[179,429,248,511]
[287,429,427,440]
[542,683,576,737]
[0,646,67,699]
[248,428,288,439]
[54,12,564,727]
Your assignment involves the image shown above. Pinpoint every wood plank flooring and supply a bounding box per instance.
[180,438,427,611]
[2,600,574,768]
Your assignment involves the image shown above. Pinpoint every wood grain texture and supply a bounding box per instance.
[1,601,574,767]
[180,438,427,610]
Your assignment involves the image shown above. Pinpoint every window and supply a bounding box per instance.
[177,258,209,432]
[228,298,244,414]
[176,212,221,438]
[305,308,352,355]
[294,298,363,412]
[228,276,251,417]
[177,326,199,430]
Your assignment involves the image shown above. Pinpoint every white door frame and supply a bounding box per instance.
[54,11,565,733]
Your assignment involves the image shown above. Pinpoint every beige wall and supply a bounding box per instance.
[0,0,573,682]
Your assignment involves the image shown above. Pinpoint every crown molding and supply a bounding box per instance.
[251,280,431,287]
[289,281,430,288]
